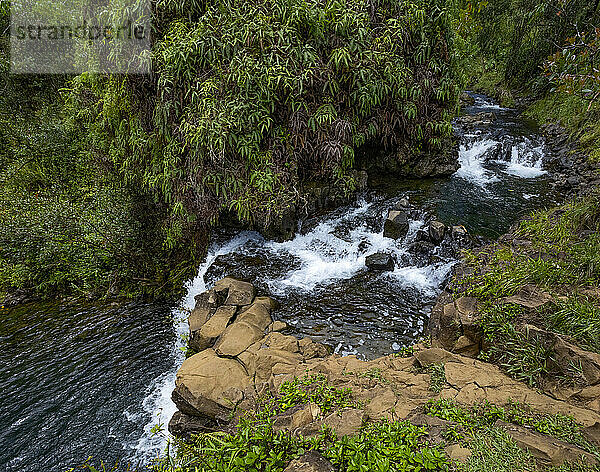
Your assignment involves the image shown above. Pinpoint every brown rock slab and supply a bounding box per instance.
[236,302,273,330]
[271,321,288,332]
[215,277,256,306]
[415,348,461,367]
[323,409,365,437]
[283,451,334,472]
[299,337,329,359]
[444,444,472,463]
[173,349,251,420]
[214,321,264,357]
[191,305,237,351]
[500,285,552,309]
[496,420,598,467]
[189,306,213,333]
[554,336,600,385]
[453,335,479,358]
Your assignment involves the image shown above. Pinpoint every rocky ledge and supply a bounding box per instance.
[170,277,600,468]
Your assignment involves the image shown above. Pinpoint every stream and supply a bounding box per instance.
[0,94,558,471]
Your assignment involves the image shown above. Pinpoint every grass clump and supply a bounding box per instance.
[454,194,600,387]
[544,295,600,354]
[427,363,447,393]
[424,399,599,457]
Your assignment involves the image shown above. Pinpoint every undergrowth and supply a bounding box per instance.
[454,193,600,387]
[153,374,449,472]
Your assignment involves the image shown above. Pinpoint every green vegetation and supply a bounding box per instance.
[1,0,463,303]
[154,374,449,472]
[427,363,447,393]
[461,1,600,159]
[425,399,599,456]
[455,192,600,386]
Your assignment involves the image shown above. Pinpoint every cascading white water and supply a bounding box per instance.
[456,138,501,186]
[128,233,263,462]
[128,92,553,463]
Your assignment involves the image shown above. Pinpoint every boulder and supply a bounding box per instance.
[283,452,334,472]
[428,221,446,244]
[365,253,395,271]
[496,420,598,467]
[383,210,409,240]
[214,277,256,306]
[173,349,251,420]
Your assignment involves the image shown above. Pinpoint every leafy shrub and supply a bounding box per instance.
[68,0,461,248]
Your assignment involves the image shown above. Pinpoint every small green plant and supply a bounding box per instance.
[277,374,358,414]
[427,363,447,394]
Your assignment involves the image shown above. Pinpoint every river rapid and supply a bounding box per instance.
[0,94,558,471]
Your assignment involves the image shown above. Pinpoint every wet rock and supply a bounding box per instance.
[383,210,409,239]
[415,228,430,242]
[168,411,217,438]
[394,197,410,210]
[2,288,38,307]
[409,241,435,257]
[358,240,371,254]
[428,221,446,244]
[365,253,395,271]
[283,451,334,472]
[496,420,599,467]
[459,92,475,107]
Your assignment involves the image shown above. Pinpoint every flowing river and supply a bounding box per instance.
[0,94,558,471]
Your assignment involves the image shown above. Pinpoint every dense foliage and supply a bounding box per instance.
[0,0,462,302]
[69,0,460,244]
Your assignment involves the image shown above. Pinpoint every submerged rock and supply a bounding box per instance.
[365,253,395,271]
[383,210,409,239]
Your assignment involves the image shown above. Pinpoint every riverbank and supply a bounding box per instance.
[158,113,600,470]
[160,269,600,471]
